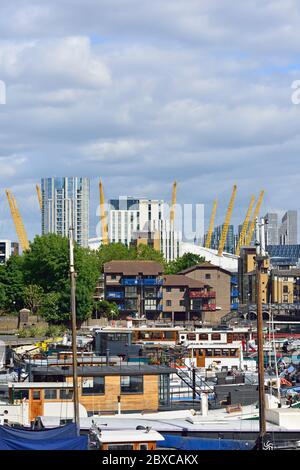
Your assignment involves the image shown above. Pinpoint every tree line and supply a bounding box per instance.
[0,233,204,323]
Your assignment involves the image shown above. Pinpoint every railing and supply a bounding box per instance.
[106,291,124,299]
[202,304,217,311]
[231,288,239,297]
[189,291,216,299]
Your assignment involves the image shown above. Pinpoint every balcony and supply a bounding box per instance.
[106,291,124,300]
[231,288,239,297]
[231,276,238,285]
[202,304,217,311]
[189,290,216,299]
[231,302,239,310]
[121,278,139,286]
[121,277,163,286]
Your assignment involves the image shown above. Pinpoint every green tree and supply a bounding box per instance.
[94,300,120,320]
[40,292,61,322]
[97,242,135,269]
[23,284,45,314]
[0,282,6,311]
[134,244,165,263]
[0,255,25,312]
[23,234,101,323]
[165,252,205,274]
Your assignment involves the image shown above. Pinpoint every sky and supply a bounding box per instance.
[1,0,300,243]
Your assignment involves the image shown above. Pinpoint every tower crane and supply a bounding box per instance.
[235,195,255,256]
[205,199,217,249]
[244,190,265,247]
[218,185,237,256]
[170,181,177,226]
[99,179,109,245]
[36,184,42,211]
[5,190,30,252]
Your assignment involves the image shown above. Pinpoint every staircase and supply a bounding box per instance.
[174,366,215,398]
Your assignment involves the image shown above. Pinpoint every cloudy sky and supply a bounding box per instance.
[0,0,300,243]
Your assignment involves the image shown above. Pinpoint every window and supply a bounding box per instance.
[111,275,116,280]
[139,444,149,450]
[187,333,196,341]
[13,389,29,400]
[166,287,171,292]
[179,300,185,307]
[179,287,185,292]
[82,377,105,395]
[166,300,172,307]
[33,391,41,400]
[120,375,143,394]
[211,333,221,341]
[283,285,289,294]
[199,333,208,340]
[107,444,134,450]
[59,389,74,400]
[205,274,211,279]
[44,389,57,400]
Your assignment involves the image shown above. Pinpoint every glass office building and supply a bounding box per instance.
[41,177,89,247]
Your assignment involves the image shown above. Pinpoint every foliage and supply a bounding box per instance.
[94,300,120,320]
[97,242,165,269]
[18,324,67,338]
[0,255,25,312]
[0,282,6,310]
[23,284,45,314]
[165,252,205,274]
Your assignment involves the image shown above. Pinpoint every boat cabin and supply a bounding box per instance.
[95,429,164,450]
[13,364,173,422]
[185,342,255,370]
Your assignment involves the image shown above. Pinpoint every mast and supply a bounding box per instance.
[255,217,267,448]
[69,224,80,435]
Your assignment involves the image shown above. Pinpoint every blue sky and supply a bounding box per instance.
[0,0,300,242]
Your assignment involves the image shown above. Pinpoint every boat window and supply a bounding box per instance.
[222,349,229,356]
[32,391,41,400]
[206,349,213,357]
[82,377,105,395]
[187,333,196,341]
[120,375,143,394]
[59,389,74,400]
[139,443,148,450]
[199,334,208,340]
[107,444,134,450]
[214,349,221,356]
[230,349,238,357]
[13,389,29,400]
[211,333,221,341]
[44,389,57,400]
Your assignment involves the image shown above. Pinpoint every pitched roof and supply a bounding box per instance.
[179,261,231,275]
[163,274,206,289]
[104,260,163,276]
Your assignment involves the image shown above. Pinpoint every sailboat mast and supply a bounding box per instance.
[69,225,80,435]
[255,218,267,448]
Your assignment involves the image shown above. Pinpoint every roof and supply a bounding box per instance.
[97,430,164,444]
[104,260,163,276]
[31,364,174,377]
[179,262,231,276]
[163,274,206,289]
[272,269,300,277]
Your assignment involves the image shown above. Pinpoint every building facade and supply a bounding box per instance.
[104,260,164,319]
[238,247,270,305]
[41,177,90,247]
[108,197,180,261]
[0,240,19,264]
[264,213,279,245]
[209,224,235,254]
[278,210,298,246]
[179,262,232,322]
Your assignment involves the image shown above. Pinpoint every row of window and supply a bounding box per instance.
[13,376,144,401]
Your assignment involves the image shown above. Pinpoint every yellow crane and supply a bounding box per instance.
[244,190,265,247]
[36,184,42,211]
[5,190,30,252]
[235,195,255,256]
[170,181,177,225]
[205,199,218,249]
[218,185,237,256]
[99,179,109,245]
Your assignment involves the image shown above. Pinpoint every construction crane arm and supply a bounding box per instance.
[170,181,177,225]
[235,196,255,256]
[99,180,109,245]
[205,199,217,249]
[218,185,237,256]
[5,190,30,252]
[36,184,42,211]
[244,190,265,247]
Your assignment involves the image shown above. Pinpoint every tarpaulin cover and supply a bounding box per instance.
[0,436,88,450]
[158,434,254,450]
[0,423,77,440]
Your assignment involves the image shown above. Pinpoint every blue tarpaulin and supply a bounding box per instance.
[0,437,88,450]
[159,434,254,450]
[0,423,77,440]
[0,424,88,450]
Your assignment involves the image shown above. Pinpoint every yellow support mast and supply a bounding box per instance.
[244,190,265,247]
[5,190,30,252]
[36,184,42,211]
[205,199,218,249]
[99,179,109,245]
[235,195,255,256]
[218,185,237,257]
[170,181,177,226]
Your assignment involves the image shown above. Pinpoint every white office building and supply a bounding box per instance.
[41,177,90,247]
